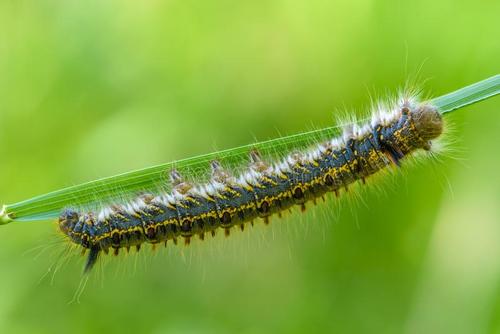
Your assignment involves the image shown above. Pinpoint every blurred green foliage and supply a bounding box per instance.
[0,1,498,333]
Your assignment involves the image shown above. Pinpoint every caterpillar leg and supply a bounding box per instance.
[84,246,101,273]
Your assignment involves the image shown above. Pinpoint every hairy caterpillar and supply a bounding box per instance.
[58,95,443,273]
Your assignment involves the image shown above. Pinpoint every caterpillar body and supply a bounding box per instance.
[59,97,444,272]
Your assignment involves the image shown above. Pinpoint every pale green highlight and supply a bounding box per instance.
[1,75,498,224]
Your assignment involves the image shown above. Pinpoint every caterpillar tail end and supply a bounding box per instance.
[0,206,13,225]
[83,246,101,274]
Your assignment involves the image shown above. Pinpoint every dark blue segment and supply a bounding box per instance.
[142,202,178,243]
[215,185,259,226]
[176,194,218,235]
[350,137,376,178]
[335,148,357,186]
[107,211,145,247]
[375,112,413,165]
[317,151,344,188]
[252,172,293,216]
[147,202,176,223]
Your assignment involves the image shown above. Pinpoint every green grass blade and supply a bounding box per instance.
[431,74,500,114]
[2,125,343,223]
[1,75,499,224]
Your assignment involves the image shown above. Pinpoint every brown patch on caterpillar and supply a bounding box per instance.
[250,149,269,172]
[211,160,234,183]
[170,169,192,194]
[58,98,444,273]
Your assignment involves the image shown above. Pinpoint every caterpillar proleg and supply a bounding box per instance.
[58,95,443,272]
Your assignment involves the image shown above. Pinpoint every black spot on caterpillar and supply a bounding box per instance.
[58,97,443,273]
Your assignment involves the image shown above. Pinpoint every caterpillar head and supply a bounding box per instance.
[411,103,443,143]
[59,209,80,235]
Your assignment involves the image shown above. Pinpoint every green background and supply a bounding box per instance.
[0,1,499,333]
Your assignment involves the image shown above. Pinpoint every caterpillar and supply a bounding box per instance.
[58,95,444,273]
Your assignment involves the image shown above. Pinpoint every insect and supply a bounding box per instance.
[58,95,443,272]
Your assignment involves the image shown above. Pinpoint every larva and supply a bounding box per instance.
[58,96,443,272]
